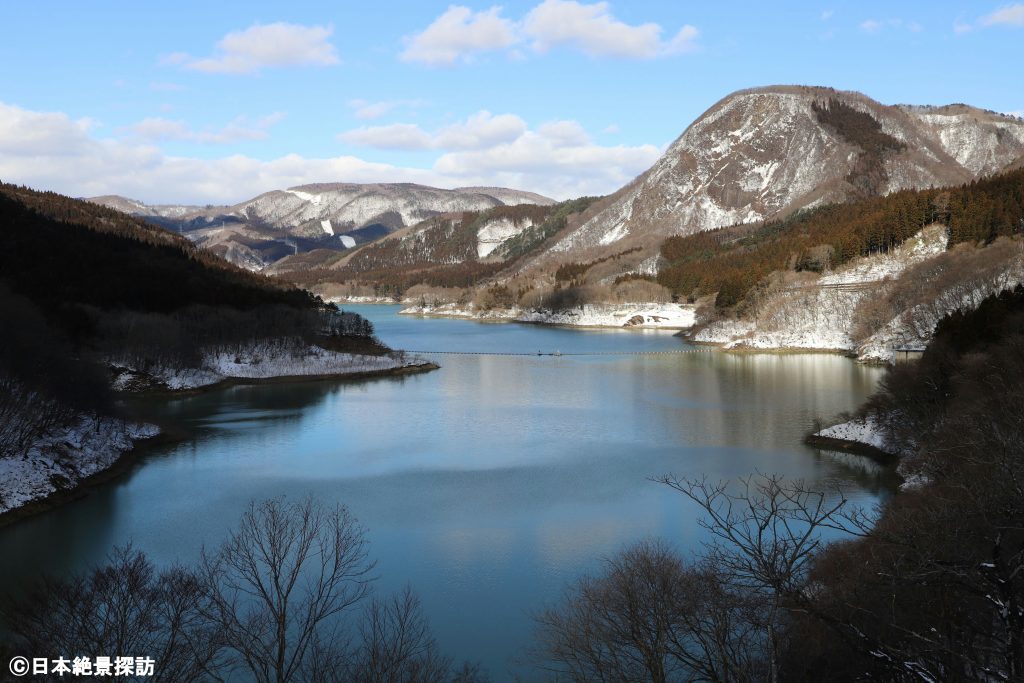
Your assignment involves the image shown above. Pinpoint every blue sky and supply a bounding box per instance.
[0,1,1020,203]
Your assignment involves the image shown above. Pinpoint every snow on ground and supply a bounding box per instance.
[400,302,696,329]
[819,225,947,285]
[816,418,890,452]
[693,226,953,358]
[693,288,860,352]
[477,217,533,258]
[857,254,1024,362]
[0,416,159,516]
[328,295,399,304]
[115,344,429,391]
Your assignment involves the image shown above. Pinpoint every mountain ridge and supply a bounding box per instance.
[524,85,1024,276]
[88,182,554,272]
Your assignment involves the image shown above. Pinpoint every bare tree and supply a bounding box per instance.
[656,474,868,683]
[201,497,375,683]
[338,586,474,683]
[534,540,766,683]
[3,546,219,683]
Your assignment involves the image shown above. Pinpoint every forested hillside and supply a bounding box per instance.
[0,184,376,458]
[657,167,1024,308]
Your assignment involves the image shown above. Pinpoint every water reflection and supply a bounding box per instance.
[0,307,889,680]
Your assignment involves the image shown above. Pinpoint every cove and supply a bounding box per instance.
[0,305,891,680]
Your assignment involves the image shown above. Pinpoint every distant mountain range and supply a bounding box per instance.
[89,183,553,271]
[91,86,1024,300]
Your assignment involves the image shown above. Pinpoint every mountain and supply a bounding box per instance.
[89,183,553,272]
[529,85,1024,273]
[281,86,1024,309]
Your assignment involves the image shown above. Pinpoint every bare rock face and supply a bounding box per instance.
[542,86,1024,263]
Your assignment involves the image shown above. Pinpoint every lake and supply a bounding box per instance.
[0,305,890,679]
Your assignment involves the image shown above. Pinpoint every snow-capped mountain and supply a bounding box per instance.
[535,86,1024,268]
[89,183,553,271]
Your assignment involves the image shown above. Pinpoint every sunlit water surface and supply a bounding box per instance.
[0,306,891,679]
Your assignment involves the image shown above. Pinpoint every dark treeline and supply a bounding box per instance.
[553,246,642,284]
[812,98,906,197]
[534,286,1024,681]
[0,186,377,457]
[1,498,487,683]
[658,167,1024,308]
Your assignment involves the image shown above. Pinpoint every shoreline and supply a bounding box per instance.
[130,359,440,397]
[0,361,440,528]
[803,433,899,466]
[401,309,692,331]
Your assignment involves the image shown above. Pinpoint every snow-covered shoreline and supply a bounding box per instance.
[809,417,932,490]
[0,416,160,519]
[113,344,434,392]
[2,345,437,522]
[812,418,892,454]
[397,301,697,329]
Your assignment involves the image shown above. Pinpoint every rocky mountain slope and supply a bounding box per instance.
[89,183,553,271]
[530,85,1024,275]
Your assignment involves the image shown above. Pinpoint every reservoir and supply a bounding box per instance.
[0,305,890,679]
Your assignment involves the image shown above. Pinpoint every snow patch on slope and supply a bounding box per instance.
[477,217,533,258]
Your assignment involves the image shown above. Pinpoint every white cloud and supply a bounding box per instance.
[955,4,1024,34]
[124,113,285,145]
[339,123,433,150]
[401,1,698,65]
[524,0,698,57]
[433,125,660,199]
[400,6,518,66]
[602,124,620,134]
[820,10,834,21]
[981,3,1024,26]
[179,23,339,75]
[536,120,590,146]
[0,101,661,203]
[339,111,528,150]
[859,18,922,33]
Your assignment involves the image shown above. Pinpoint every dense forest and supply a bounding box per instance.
[812,97,906,197]
[0,185,376,457]
[534,286,1024,681]
[657,167,1024,308]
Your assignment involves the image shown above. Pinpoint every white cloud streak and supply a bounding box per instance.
[124,113,286,145]
[400,6,519,66]
[981,3,1024,26]
[0,102,661,203]
[955,4,1024,33]
[174,23,339,75]
[340,111,528,151]
[401,1,698,66]
[347,99,427,120]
